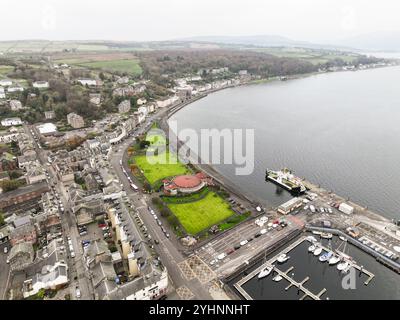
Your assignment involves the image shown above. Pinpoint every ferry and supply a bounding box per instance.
[258,265,274,279]
[265,168,307,195]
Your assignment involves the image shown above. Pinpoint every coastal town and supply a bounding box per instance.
[0,42,399,302]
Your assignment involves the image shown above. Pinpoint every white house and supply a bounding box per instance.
[134,111,146,124]
[156,96,179,108]
[1,118,23,127]
[0,79,12,87]
[137,106,148,117]
[9,100,23,111]
[137,98,147,106]
[33,81,49,89]
[7,86,24,93]
[0,132,19,144]
[36,123,58,135]
[78,79,97,86]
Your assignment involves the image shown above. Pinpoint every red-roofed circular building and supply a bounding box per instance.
[164,174,208,195]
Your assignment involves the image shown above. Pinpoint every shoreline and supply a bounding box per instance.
[160,70,400,227]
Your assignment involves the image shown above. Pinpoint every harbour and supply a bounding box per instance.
[169,65,400,299]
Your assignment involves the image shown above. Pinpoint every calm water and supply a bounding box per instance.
[170,66,400,218]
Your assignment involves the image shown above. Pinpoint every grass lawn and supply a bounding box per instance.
[167,192,235,235]
[133,150,190,185]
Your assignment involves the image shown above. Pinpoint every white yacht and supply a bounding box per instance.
[321,233,333,239]
[313,247,323,256]
[319,251,333,262]
[272,275,283,282]
[306,235,318,243]
[328,256,340,265]
[337,260,349,271]
[308,244,316,253]
[277,253,290,263]
[258,265,274,279]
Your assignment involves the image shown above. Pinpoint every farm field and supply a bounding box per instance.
[253,47,359,65]
[0,65,13,77]
[54,52,142,75]
[74,59,142,75]
[167,191,235,235]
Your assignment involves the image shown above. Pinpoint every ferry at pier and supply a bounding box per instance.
[265,168,307,195]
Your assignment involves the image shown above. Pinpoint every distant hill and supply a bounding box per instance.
[331,31,400,52]
[176,34,355,51]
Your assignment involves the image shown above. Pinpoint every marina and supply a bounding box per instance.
[232,235,383,300]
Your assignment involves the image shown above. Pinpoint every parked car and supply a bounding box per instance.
[154,240,160,245]
[3,247,8,254]
[75,287,81,299]
[240,240,248,246]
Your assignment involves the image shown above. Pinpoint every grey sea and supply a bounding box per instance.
[169,66,400,299]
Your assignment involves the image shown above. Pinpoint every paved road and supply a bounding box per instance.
[0,243,11,299]
[109,112,213,299]
[23,124,94,300]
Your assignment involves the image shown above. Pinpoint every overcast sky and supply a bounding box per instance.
[2,0,400,42]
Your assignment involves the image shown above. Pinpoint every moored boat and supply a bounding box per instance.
[265,168,306,195]
[328,256,340,265]
[313,247,323,256]
[306,235,318,243]
[337,260,349,271]
[258,265,274,279]
[277,253,290,263]
[308,245,316,253]
[321,233,333,239]
[272,275,283,282]
[319,251,333,262]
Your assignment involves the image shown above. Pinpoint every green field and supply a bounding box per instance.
[253,47,359,65]
[55,58,142,76]
[0,65,13,77]
[78,59,142,75]
[133,150,190,185]
[167,192,235,235]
